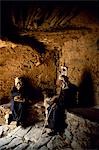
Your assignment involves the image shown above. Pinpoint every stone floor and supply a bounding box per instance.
[0,121,70,150]
[0,102,99,149]
[0,102,70,150]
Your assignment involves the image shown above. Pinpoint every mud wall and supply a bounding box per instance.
[0,10,99,105]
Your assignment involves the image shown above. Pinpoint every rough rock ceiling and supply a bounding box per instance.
[1,1,99,37]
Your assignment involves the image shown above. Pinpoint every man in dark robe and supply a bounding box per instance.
[11,77,27,126]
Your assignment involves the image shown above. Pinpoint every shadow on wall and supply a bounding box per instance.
[0,96,10,105]
[20,76,43,104]
[78,69,95,107]
[1,34,46,55]
[61,81,78,108]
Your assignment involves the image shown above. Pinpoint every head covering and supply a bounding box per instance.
[15,77,23,90]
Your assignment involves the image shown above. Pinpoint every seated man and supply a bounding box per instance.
[10,77,27,126]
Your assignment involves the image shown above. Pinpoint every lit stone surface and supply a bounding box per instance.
[14,143,28,150]
[24,126,43,142]
[0,110,99,149]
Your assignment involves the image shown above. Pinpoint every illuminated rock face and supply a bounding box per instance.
[0,3,99,105]
[0,108,99,149]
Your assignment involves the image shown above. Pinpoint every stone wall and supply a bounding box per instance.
[0,40,57,103]
[65,111,99,149]
[0,10,99,105]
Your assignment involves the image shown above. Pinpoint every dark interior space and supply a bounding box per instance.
[0,1,99,149]
[1,1,99,37]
